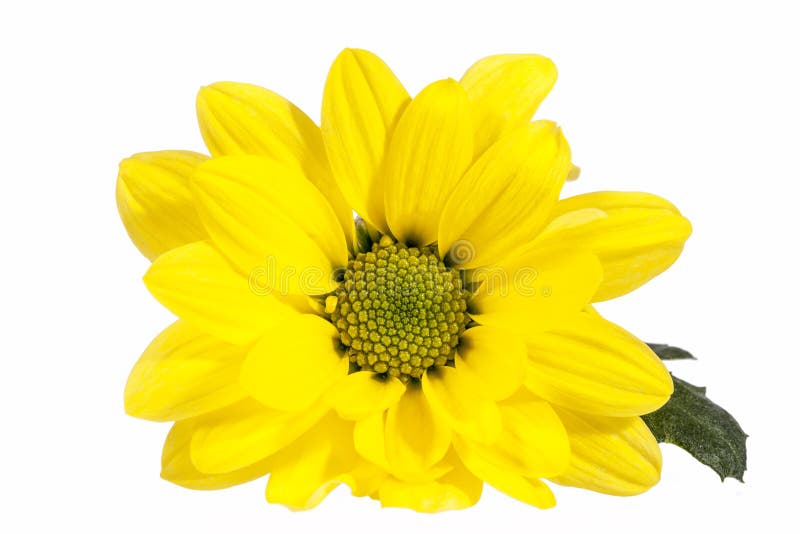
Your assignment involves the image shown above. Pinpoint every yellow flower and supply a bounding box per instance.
[118,49,692,512]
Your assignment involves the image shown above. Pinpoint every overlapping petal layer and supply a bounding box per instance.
[535,192,692,301]
[124,320,247,421]
[322,48,409,232]
[192,155,348,294]
[116,151,208,260]
[197,82,356,245]
[143,241,297,345]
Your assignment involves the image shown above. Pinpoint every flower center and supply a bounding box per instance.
[329,238,469,382]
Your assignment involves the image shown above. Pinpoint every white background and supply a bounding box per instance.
[1,1,797,532]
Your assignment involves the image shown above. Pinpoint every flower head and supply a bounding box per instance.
[118,49,692,511]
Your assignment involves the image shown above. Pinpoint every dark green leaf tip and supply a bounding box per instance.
[647,343,696,360]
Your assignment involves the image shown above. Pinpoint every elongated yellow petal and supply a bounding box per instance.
[161,418,272,490]
[189,399,327,474]
[240,314,348,412]
[192,155,348,295]
[550,191,681,218]
[353,412,390,471]
[378,453,482,512]
[536,192,692,301]
[438,121,571,268]
[455,326,527,400]
[549,409,662,496]
[384,79,473,246]
[125,320,247,421]
[454,390,569,479]
[325,371,406,420]
[524,313,673,416]
[454,435,556,508]
[116,151,208,260]
[385,386,452,481]
[421,366,501,443]
[460,54,557,156]
[196,82,355,246]
[143,242,296,345]
[265,413,364,510]
[322,48,410,231]
[468,249,602,335]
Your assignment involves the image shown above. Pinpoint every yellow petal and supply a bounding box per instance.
[537,192,692,301]
[454,434,556,509]
[378,453,482,513]
[124,320,247,421]
[438,121,572,268]
[161,418,272,490]
[240,314,348,412]
[421,366,502,443]
[353,411,451,482]
[322,48,410,232]
[325,371,406,420]
[383,79,473,246]
[265,413,364,510]
[460,54,557,156]
[549,408,662,496]
[549,191,681,218]
[524,313,673,417]
[384,386,452,481]
[116,151,208,261]
[353,412,390,471]
[468,248,602,335]
[454,390,569,479]
[196,82,355,246]
[143,241,297,345]
[192,156,348,294]
[455,326,527,400]
[189,398,327,474]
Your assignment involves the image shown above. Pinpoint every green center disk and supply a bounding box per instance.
[330,241,469,382]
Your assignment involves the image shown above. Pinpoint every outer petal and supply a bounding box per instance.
[124,320,247,421]
[421,366,502,443]
[322,48,410,231]
[265,413,381,510]
[454,435,556,509]
[549,408,662,496]
[468,249,602,335]
[524,313,673,416]
[325,372,406,420]
[192,156,348,295]
[383,79,473,246]
[549,191,682,218]
[116,151,208,260]
[196,82,354,245]
[454,390,569,480]
[143,241,297,345]
[161,418,271,490]
[438,121,572,268]
[240,314,348,412]
[378,453,482,512]
[536,192,692,301]
[460,54,557,156]
[384,386,452,481]
[189,399,327,474]
[455,326,527,400]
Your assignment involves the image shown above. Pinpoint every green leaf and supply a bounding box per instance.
[642,373,747,482]
[647,343,695,360]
